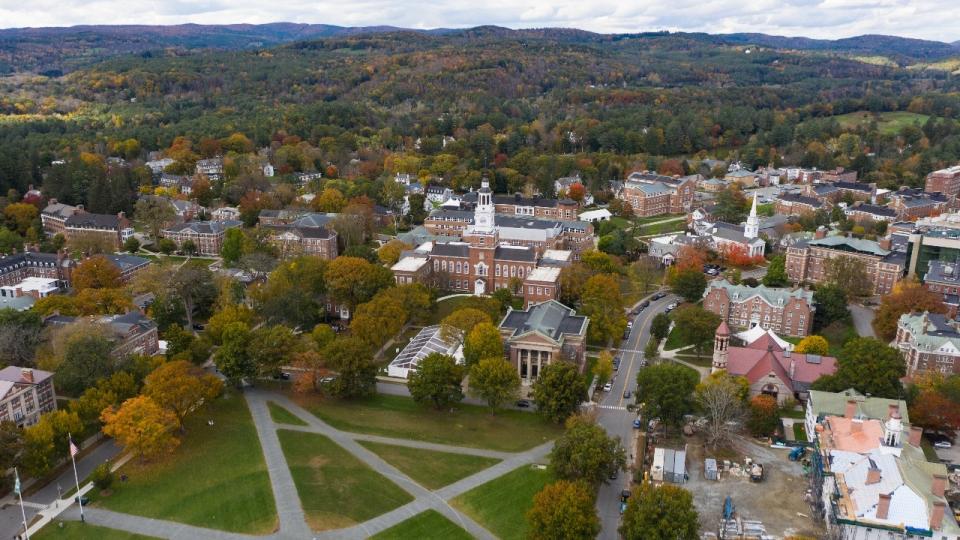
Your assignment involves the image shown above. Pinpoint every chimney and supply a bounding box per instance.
[878,237,892,250]
[851,419,863,434]
[845,399,857,419]
[20,368,33,383]
[876,493,891,520]
[815,226,827,240]
[909,426,923,447]
[866,465,881,484]
[14,287,22,298]
[76,204,85,213]
[49,198,57,206]
[932,474,947,498]
[117,211,125,219]
[931,501,946,530]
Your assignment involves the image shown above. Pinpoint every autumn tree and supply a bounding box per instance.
[811,337,905,398]
[377,239,411,266]
[72,255,122,290]
[873,280,947,341]
[440,308,493,345]
[620,483,699,540]
[407,353,465,409]
[747,394,780,437]
[463,322,504,366]
[248,324,301,376]
[550,414,626,486]
[170,264,217,329]
[3,202,37,234]
[468,357,520,411]
[567,183,587,204]
[650,313,671,341]
[250,256,328,328]
[143,360,223,431]
[101,395,179,463]
[911,390,960,437]
[213,322,255,387]
[636,363,699,434]
[70,371,138,433]
[135,197,175,241]
[580,273,626,346]
[695,372,746,446]
[668,267,707,303]
[795,335,829,355]
[323,337,377,398]
[670,305,721,358]
[762,255,788,287]
[205,304,256,345]
[823,255,870,298]
[325,256,395,313]
[532,361,587,423]
[594,351,614,388]
[526,480,600,540]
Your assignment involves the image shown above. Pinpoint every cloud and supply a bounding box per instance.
[0,0,957,42]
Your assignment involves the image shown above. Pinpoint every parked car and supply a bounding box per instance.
[934,440,953,449]
[640,300,650,308]
[652,292,666,300]
[627,320,633,329]
[603,382,613,392]
[516,399,531,408]
[633,418,643,429]
[623,390,632,399]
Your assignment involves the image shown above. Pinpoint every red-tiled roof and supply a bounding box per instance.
[726,346,836,389]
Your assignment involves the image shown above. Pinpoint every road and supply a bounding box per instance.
[594,291,677,539]
[0,438,121,539]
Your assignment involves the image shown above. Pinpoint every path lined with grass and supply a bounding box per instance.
[451,465,553,540]
[66,387,555,540]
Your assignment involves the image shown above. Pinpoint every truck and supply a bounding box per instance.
[749,462,764,482]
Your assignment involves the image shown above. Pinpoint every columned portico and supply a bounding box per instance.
[518,347,552,384]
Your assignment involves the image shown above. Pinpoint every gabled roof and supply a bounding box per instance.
[808,235,890,257]
[65,212,121,229]
[807,389,910,424]
[705,279,814,308]
[777,193,822,208]
[164,220,241,235]
[849,204,897,218]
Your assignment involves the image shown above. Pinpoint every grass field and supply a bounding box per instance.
[297,393,561,452]
[831,111,929,135]
[98,393,277,534]
[277,430,413,530]
[357,441,500,489]
[370,510,473,540]
[268,401,307,426]
[451,465,552,540]
[819,319,858,357]
[428,296,492,325]
[33,522,158,540]
[793,423,808,441]
[638,219,687,236]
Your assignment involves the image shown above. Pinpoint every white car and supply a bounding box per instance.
[603,382,613,392]
[934,440,953,449]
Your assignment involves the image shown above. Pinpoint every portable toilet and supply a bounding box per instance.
[704,458,718,481]
[673,448,687,483]
[652,448,665,482]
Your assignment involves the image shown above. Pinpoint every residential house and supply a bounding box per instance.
[0,367,56,427]
[210,207,241,222]
[498,300,589,386]
[195,157,224,181]
[555,173,594,205]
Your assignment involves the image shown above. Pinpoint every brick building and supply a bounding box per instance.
[805,181,876,205]
[923,260,960,317]
[104,254,152,283]
[925,165,960,200]
[0,251,73,289]
[845,203,897,223]
[0,367,57,427]
[423,210,593,259]
[888,188,950,220]
[498,300,589,386]
[266,227,339,260]
[785,233,906,295]
[493,194,579,220]
[162,220,242,256]
[896,311,960,376]
[392,179,565,307]
[702,279,815,337]
[774,193,824,217]
[40,199,77,236]
[619,172,697,217]
[50,208,130,250]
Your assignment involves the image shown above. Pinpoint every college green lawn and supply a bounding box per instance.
[358,440,500,489]
[97,393,277,534]
[371,510,473,540]
[268,401,307,426]
[451,465,552,540]
[296,393,562,452]
[34,522,159,540]
[277,430,413,530]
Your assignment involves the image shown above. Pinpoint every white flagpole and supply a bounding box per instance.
[68,433,84,523]
[15,468,29,540]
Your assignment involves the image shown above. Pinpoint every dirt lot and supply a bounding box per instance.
[679,434,824,538]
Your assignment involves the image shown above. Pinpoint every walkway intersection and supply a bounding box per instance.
[54,389,552,539]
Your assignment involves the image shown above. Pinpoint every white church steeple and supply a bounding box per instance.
[744,192,759,239]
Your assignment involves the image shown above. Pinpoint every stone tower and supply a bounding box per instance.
[712,321,731,373]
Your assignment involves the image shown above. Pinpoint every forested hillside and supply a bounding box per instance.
[1,27,960,210]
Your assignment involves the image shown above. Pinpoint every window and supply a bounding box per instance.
[496,265,501,277]
[511,266,516,277]
[441,261,447,271]
[528,286,534,294]
[455,262,461,273]
[545,287,551,295]
[537,287,543,295]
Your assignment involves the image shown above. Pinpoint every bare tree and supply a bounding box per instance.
[695,374,746,447]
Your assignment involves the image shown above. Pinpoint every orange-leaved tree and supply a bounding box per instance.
[143,360,223,431]
[101,395,179,463]
[872,280,947,341]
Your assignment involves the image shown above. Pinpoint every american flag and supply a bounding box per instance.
[69,437,78,457]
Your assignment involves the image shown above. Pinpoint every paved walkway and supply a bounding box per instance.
[53,388,550,539]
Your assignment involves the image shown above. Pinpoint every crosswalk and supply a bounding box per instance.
[597,405,628,411]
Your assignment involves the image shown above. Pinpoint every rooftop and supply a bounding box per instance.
[706,279,814,307]
[500,300,588,343]
[389,325,462,374]
[525,266,561,283]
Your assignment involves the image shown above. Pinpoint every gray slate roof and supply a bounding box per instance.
[499,300,588,342]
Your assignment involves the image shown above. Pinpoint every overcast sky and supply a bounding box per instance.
[2,0,958,43]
